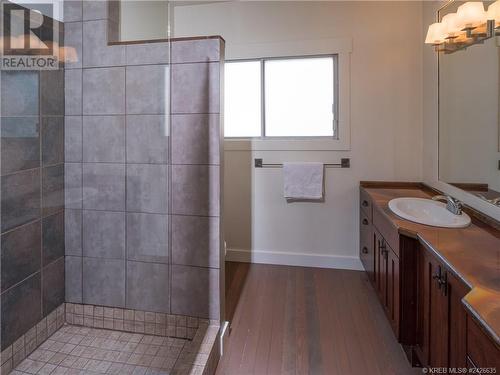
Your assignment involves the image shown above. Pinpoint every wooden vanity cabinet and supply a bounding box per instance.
[359,189,414,343]
[416,244,468,368]
[359,186,499,370]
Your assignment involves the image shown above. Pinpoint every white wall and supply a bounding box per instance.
[422,1,500,221]
[174,1,424,269]
[120,1,169,41]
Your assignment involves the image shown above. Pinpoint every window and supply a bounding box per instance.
[224,61,262,137]
[224,55,338,138]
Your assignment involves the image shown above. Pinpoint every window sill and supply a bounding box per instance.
[224,137,350,151]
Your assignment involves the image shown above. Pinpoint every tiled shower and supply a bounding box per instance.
[0,1,223,374]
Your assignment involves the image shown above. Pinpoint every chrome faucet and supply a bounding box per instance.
[432,195,463,215]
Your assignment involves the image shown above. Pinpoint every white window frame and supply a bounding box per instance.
[225,55,338,140]
[224,37,352,151]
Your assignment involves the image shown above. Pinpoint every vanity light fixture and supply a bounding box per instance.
[425,1,499,54]
[488,0,500,27]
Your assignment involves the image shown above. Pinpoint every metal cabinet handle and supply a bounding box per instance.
[432,265,448,295]
[362,246,368,254]
[379,239,388,259]
[362,200,369,207]
[362,219,369,225]
[467,356,478,369]
[439,272,448,296]
[432,265,442,283]
[379,239,386,250]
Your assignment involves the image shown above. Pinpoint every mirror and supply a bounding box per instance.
[439,0,500,207]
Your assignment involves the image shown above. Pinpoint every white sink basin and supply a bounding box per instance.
[388,197,471,228]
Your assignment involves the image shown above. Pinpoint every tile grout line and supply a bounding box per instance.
[65,160,221,166]
[39,70,44,320]
[168,40,173,317]
[79,37,84,306]
[124,58,128,311]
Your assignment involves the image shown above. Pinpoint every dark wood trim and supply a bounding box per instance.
[450,182,490,192]
[462,207,500,233]
[360,181,424,189]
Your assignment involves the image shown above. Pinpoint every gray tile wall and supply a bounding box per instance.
[1,67,65,351]
[64,0,223,320]
[169,44,222,320]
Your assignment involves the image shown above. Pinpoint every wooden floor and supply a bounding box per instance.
[216,262,421,375]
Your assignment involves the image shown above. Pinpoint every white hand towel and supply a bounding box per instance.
[283,162,324,201]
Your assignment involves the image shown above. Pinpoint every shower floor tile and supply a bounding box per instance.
[11,325,189,375]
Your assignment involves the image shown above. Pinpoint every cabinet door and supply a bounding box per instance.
[386,248,400,338]
[417,246,469,369]
[416,247,449,367]
[429,261,449,368]
[374,231,387,306]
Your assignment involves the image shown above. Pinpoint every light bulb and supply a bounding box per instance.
[457,2,487,29]
[441,13,461,37]
[425,22,447,44]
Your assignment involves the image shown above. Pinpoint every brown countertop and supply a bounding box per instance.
[362,185,500,346]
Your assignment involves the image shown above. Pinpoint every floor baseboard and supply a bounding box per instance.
[226,248,364,270]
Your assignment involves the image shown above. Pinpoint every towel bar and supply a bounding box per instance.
[254,158,350,168]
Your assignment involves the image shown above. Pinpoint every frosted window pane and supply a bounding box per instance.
[224,61,262,137]
[264,57,334,137]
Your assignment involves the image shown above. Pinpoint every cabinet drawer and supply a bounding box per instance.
[373,206,399,257]
[360,188,372,220]
[467,316,500,369]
